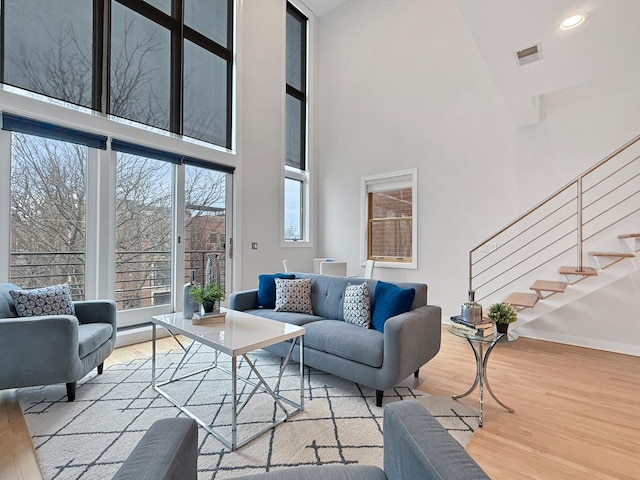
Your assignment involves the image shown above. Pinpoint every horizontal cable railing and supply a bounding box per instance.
[9,249,225,310]
[470,133,640,304]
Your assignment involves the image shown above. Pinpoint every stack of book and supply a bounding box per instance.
[450,315,495,337]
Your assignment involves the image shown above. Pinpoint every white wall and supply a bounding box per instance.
[237,0,317,289]
[316,0,520,316]
[314,0,640,353]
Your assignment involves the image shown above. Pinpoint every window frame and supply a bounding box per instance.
[283,1,312,247]
[0,0,234,150]
[360,168,418,270]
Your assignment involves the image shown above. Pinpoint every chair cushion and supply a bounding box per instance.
[371,281,415,333]
[257,273,295,308]
[343,282,371,328]
[78,323,114,358]
[8,283,75,317]
[304,320,384,368]
[274,278,314,315]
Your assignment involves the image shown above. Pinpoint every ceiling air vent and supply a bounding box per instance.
[515,43,542,66]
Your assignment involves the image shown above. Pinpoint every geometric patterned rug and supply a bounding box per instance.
[18,345,478,480]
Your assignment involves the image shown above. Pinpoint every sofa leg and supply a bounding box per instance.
[375,389,383,407]
[66,382,76,402]
[414,369,419,378]
[97,362,104,375]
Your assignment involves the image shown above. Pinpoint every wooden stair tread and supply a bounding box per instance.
[617,233,640,239]
[558,266,598,276]
[588,251,635,258]
[530,280,568,293]
[504,292,539,308]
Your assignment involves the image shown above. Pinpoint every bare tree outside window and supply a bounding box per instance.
[9,134,87,299]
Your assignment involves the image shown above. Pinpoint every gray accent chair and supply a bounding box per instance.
[0,283,117,401]
[113,418,198,480]
[232,400,490,479]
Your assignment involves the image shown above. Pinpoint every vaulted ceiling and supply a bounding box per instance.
[303,0,640,126]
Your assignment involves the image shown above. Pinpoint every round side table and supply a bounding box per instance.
[448,324,517,427]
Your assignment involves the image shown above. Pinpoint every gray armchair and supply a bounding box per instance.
[0,283,117,401]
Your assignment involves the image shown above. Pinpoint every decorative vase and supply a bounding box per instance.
[496,322,509,334]
[183,270,199,319]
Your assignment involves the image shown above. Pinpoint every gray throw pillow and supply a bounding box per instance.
[274,278,314,315]
[343,282,371,328]
[9,283,76,317]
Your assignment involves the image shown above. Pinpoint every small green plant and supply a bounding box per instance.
[487,302,517,324]
[190,283,225,305]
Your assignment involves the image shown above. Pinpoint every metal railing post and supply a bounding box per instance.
[576,178,583,272]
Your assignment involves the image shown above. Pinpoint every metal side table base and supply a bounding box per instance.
[452,332,515,427]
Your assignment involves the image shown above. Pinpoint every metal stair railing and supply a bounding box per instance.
[469,133,640,303]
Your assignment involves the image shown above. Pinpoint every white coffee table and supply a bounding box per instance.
[151,309,304,450]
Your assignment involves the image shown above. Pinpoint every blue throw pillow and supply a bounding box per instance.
[371,281,415,332]
[257,273,295,308]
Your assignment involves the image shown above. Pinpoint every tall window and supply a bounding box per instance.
[115,152,173,310]
[284,3,309,242]
[10,134,87,299]
[362,169,418,269]
[184,164,228,290]
[1,0,234,149]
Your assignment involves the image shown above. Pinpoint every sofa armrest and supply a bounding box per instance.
[0,316,80,388]
[384,400,489,480]
[228,289,259,311]
[381,305,441,382]
[113,418,198,480]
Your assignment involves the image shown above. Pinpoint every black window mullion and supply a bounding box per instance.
[114,0,177,30]
[171,0,183,135]
[184,25,232,61]
[93,0,105,112]
[0,0,5,82]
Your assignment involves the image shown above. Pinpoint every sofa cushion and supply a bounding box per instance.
[243,309,324,326]
[8,283,76,317]
[274,278,313,315]
[343,282,371,328]
[257,273,295,308]
[78,322,114,358]
[304,320,384,368]
[371,281,415,333]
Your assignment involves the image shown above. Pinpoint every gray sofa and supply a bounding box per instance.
[0,283,117,401]
[229,273,441,407]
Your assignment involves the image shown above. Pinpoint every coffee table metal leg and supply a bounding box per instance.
[231,355,237,451]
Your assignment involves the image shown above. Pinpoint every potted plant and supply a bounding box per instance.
[487,302,517,334]
[190,283,225,314]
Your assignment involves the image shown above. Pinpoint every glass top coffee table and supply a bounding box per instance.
[151,308,304,450]
[448,323,517,427]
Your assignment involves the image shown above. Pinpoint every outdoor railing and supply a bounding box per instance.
[469,134,640,303]
[9,249,225,310]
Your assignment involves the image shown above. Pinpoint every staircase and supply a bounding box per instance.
[468,134,640,353]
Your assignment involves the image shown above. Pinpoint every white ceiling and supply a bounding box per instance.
[302,0,640,127]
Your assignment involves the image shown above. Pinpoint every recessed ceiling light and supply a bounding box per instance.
[560,13,588,30]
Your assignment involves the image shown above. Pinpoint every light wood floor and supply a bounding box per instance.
[2,326,639,480]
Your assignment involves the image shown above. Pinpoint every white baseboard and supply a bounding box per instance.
[115,324,170,348]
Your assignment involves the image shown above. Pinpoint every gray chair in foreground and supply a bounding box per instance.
[0,283,117,401]
[113,418,198,480]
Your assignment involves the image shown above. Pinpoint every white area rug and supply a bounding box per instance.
[18,346,478,480]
